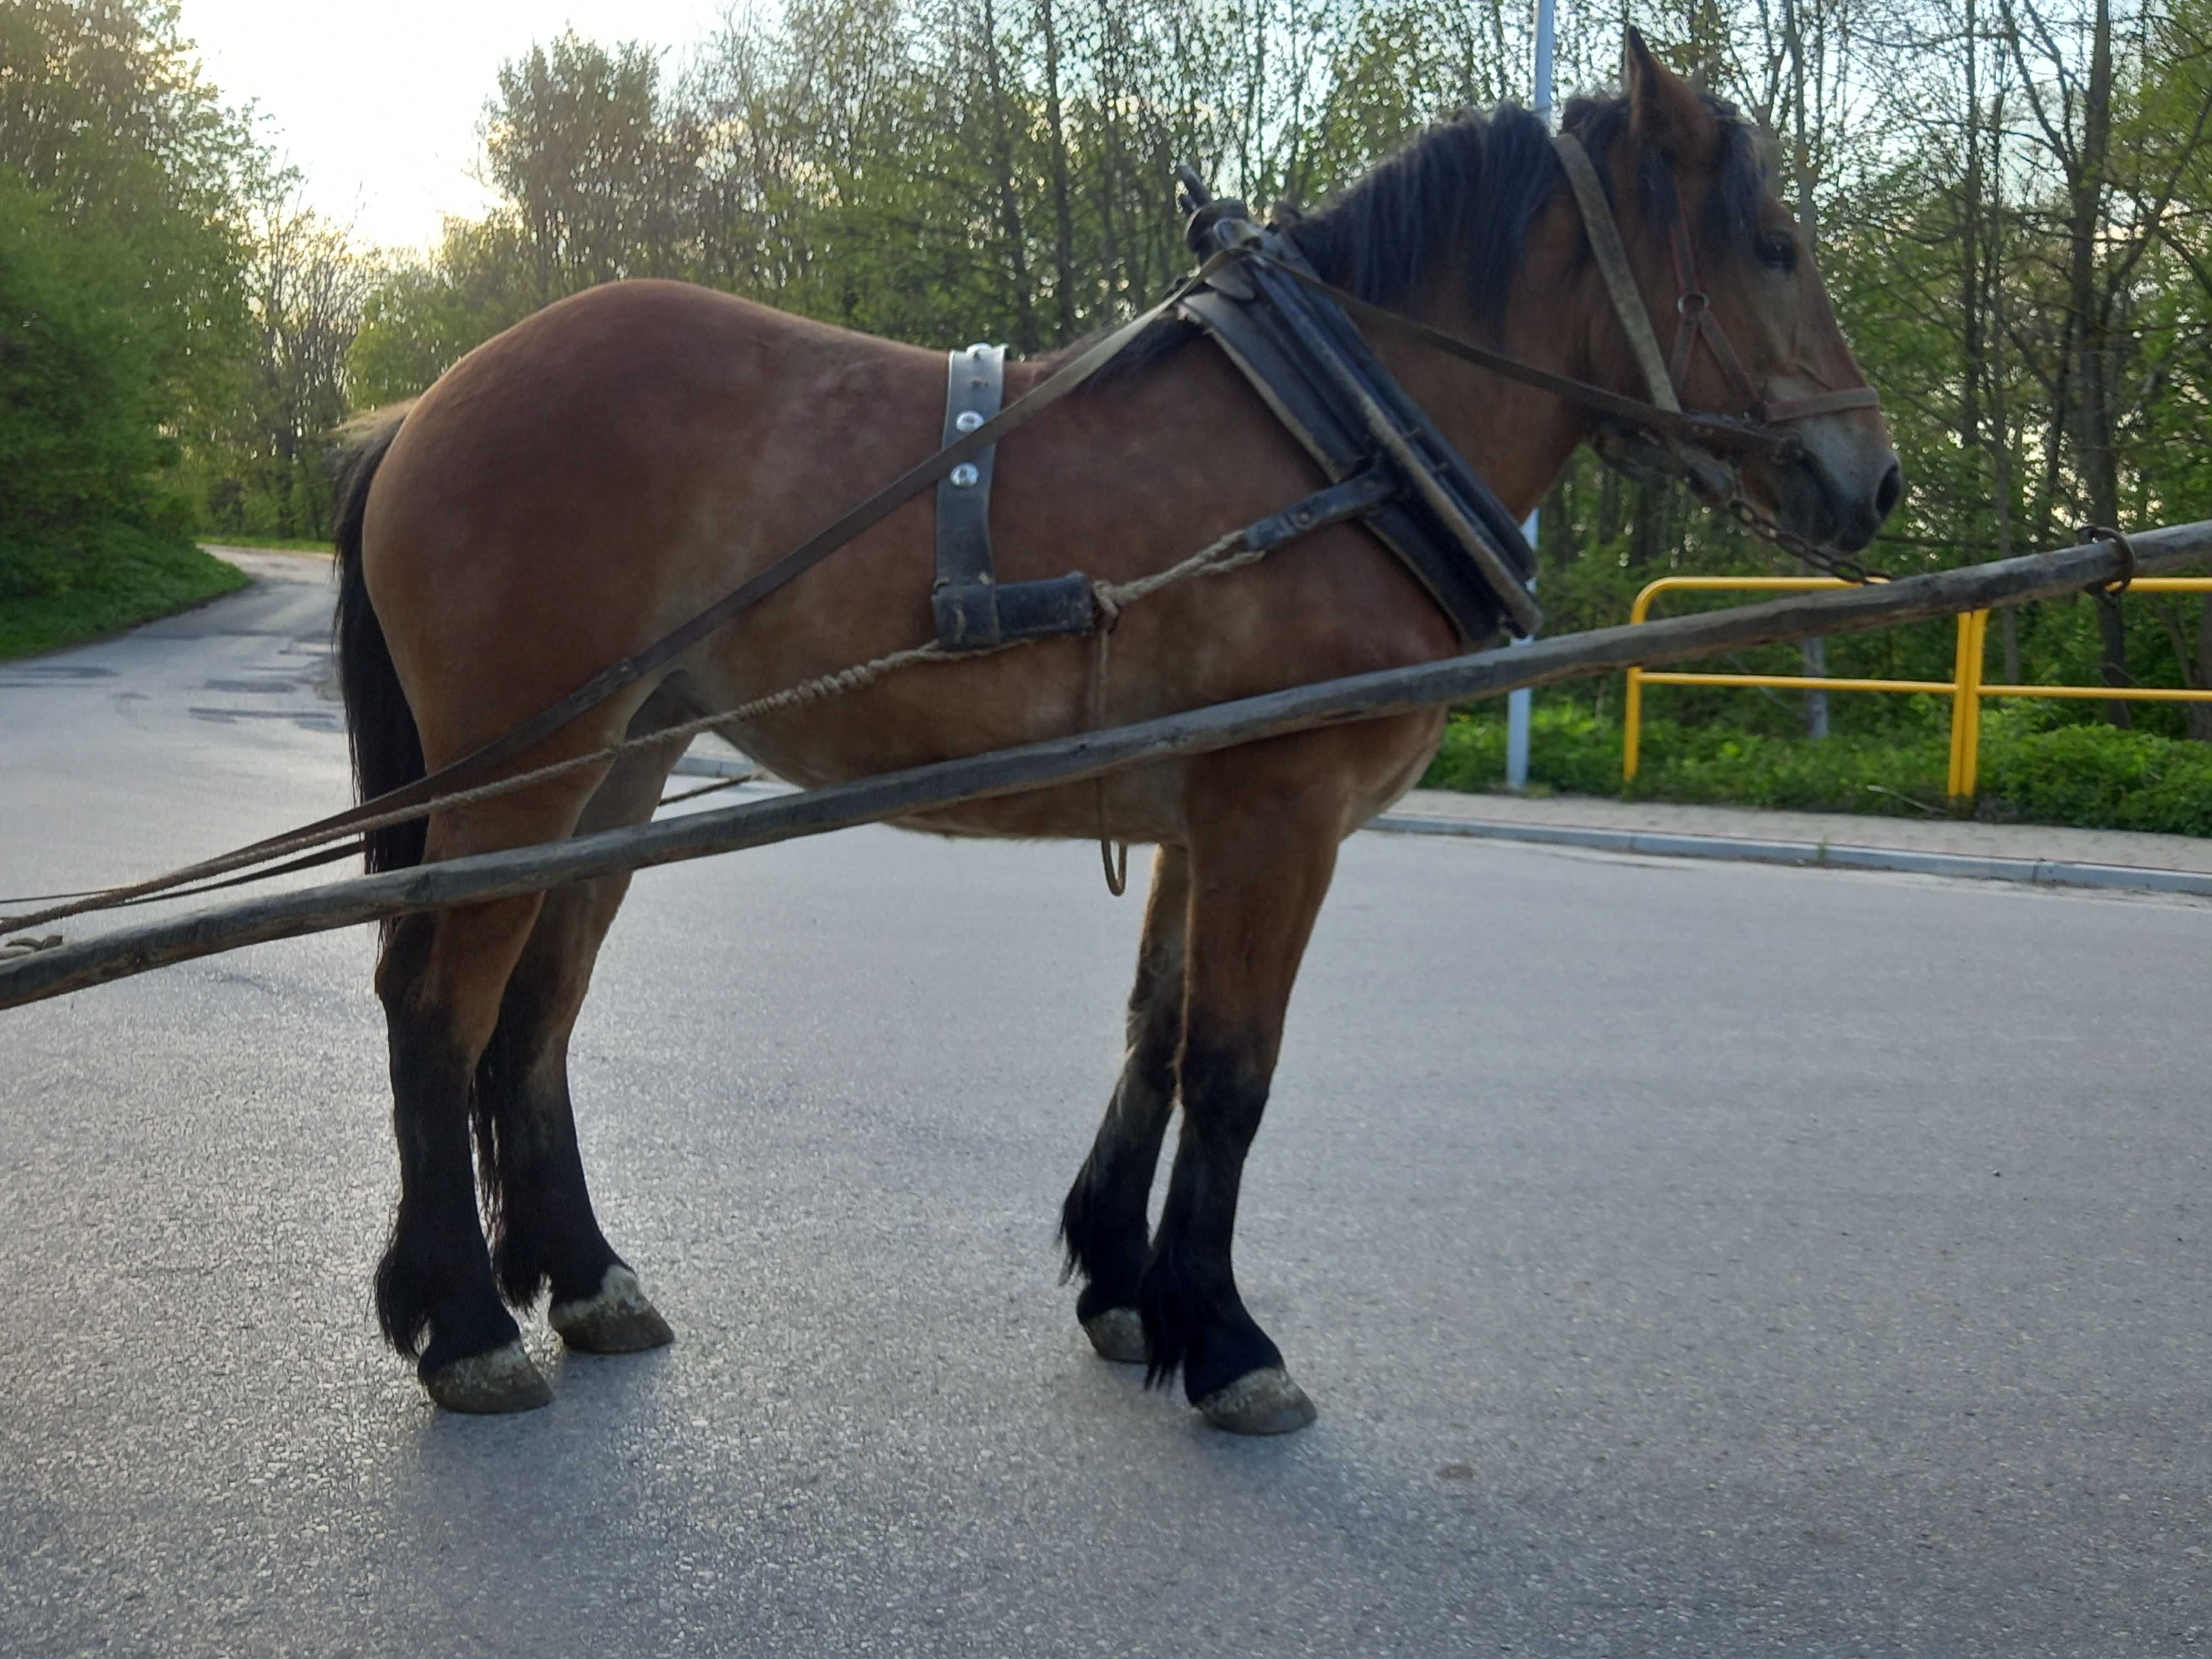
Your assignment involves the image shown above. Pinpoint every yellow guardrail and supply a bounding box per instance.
[1622,576,2212,800]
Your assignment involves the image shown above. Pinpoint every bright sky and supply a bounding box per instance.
[176,0,736,252]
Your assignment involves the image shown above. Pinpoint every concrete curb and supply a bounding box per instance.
[1366,811,2212,898]
[669,750,2211,899]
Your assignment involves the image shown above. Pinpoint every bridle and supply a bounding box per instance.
[1548,131,1886,578]
[1256,131,1888,580]
[1548,134,1881,430]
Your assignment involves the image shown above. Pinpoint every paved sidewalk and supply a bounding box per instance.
[1376,787,2212,895]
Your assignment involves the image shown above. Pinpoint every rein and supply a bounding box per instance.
[4,137,1888,935]
[0,255,1235,933]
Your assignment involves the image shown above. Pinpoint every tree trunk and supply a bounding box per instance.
[1784,0,1828,739]
[1039,0,1077,342]
[1630,481,1664,568]
[979,0,1039,354]
[2192,596,2212,741]
[2071,0,2128,724]
[1985,79,2023,686]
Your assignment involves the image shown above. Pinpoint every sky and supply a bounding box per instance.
[176,0,736,251]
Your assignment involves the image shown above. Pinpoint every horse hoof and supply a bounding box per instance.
[423,1341,552,1413]
[550,1265,675,1354]
[1194,1366,1318,1436]
[1082,1307,1149,1365]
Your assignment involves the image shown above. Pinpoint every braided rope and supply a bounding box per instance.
[3,524,1271,945]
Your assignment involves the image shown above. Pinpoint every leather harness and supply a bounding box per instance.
[21,131,1886,917]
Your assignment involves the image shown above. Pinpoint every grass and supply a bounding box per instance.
[0,526,249,659]
[1423,702,2212,837]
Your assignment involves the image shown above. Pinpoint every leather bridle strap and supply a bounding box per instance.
[1555,131,1879,431]
[1553,133,1681,414]
[1655,171,1881,425]
[1253,253,1795,453]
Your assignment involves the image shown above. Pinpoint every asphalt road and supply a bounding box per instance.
[2,554,2207,1657]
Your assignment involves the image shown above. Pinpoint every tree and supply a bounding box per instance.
[0,0,258,581]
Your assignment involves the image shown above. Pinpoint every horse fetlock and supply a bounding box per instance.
[1059,1167,1148,1296]
[1135,1239,1284,1400]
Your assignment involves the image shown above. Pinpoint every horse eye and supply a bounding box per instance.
[1756,231,1799,273]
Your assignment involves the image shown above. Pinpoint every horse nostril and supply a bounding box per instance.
[1875,460,1904,521]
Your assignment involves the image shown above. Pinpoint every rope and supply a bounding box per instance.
[3,523,1279,949]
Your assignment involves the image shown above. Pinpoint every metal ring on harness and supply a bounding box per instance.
[2077,525,2137,598]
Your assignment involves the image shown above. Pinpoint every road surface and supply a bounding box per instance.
[2,554,2206,1656]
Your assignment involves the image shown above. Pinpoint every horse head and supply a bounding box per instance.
[1574,32,1902,554]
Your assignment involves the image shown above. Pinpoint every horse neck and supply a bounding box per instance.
[1364,247,1597,523]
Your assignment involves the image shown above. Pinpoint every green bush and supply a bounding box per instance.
[1979,724,2212,836]
[1422,702,2212,835]
[0,524,246,658]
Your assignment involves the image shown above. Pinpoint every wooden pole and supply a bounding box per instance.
[3,524,2204,1014]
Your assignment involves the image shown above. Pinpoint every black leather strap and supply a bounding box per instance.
[1180,235,1541,643]
[934,344,1007,648]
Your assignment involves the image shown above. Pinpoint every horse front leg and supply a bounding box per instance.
[1060,843,1191,1364]
[1139,769,1343,1434]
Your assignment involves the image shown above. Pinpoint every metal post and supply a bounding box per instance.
[1504,0,1556,791]
[1533,0,1555,118]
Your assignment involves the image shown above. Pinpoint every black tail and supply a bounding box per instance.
[330,407,425,883]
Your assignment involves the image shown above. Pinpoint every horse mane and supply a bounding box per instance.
[1070,90,1768,381]
[1287,101,1560,313]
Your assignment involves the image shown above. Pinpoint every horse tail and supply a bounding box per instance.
[330,404,425,879]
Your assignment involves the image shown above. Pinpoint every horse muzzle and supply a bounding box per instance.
[1759,432,1904,556]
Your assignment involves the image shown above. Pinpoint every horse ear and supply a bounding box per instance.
[1625,28,1719,164]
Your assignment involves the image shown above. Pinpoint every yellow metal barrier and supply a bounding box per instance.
[1621,576,2212,800]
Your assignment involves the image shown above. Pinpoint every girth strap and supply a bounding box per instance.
[928,341,1098,652]
[933,343,1007,648]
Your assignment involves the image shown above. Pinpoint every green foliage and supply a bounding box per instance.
[1423,703,2212,835]
[0,174,172,593]
[1423,704,1955,812]
[0,525,246,659]
[1979,723,2212,836]
[0,0,256,607]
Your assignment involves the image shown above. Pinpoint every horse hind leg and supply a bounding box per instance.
[1059,844,1191,1366]
[374,719,667,1411]
[473,703,699,1355]
[375,885,560,1413]
[471,871,673,1355]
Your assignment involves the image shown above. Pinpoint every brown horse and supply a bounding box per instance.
[331,38,1898,1429]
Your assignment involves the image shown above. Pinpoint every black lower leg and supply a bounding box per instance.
[471,980,623,1311]
[1138,1041,1282,1402]
[1061,848,1188,1319]
[1061,1046,1178,1322]
[374,925,521,1377]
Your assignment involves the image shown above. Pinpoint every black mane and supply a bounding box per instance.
[1075,91,1768,380]
[1287,101,1561,312]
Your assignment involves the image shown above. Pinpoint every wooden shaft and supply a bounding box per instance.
[4,523,2208,1014]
